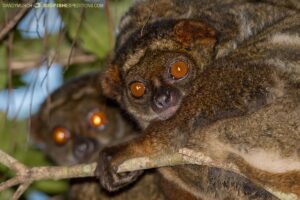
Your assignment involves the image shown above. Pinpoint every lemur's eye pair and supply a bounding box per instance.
[129,60,189,98]
[52,111,108,145]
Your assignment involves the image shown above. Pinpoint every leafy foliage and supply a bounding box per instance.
[0,0,133,199]
[0,0,132,199]
[60,7,112,58]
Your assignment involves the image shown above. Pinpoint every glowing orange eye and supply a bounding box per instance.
[89,112,108,128]
[52,127,70,145]
[130,82,146,98]
[169,60,189,79]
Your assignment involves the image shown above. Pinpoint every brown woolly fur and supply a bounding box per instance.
[97,0,300,199]
[174,20,217,48]
[101,65,123,101]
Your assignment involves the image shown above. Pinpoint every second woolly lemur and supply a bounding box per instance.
[30,71,164,200]
[30,72,136,165]
[97,0,300,199]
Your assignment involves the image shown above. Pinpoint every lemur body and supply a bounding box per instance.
[98,0,300,199]
[30,72,164,200]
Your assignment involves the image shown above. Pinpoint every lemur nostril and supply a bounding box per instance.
[153,86,178,110]
[166,93,171,103]
[155,94,168,108]
[73,137,98,160]
[78,142,88,152]
[166,90,170,97]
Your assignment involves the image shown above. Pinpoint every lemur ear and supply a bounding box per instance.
[173,20,217,48]
[101,65,123,102]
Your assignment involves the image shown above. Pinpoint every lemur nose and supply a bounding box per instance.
[73,137,98,161]
[154,88,172,108]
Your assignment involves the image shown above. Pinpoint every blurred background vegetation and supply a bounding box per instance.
[0,0,133,199]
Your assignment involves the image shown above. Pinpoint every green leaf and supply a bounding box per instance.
[32,180,69,195]
[57,0,134,59]
[0,188,14,200]
[59,6,111,59]
[109,0,134,27]
[0,113,51,169]
[11,35,71,61]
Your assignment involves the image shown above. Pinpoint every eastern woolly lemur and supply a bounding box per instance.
[97,0,300,199]
[30,72,164,200]
[30,72,136,165]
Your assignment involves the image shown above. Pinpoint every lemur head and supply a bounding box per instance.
[30,73,137,165]
[101,19,217,126]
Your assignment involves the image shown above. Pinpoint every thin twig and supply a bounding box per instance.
[12,182,31,200]
[4,32,14,131]
[104,0,114,47]
[9,53,98,73]
[0,177,20,191]
[65,8,85,72]
[0,0,36,42]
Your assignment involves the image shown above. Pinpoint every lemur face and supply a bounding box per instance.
[30,73,137,165]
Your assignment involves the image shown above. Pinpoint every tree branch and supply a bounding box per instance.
[117,148,298,200]
[10,53,98,73]
[117,148,241,175]
[1,147,235,198]
[0,147,296,200]
[13,182,30,200]
[0,149,96,198]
